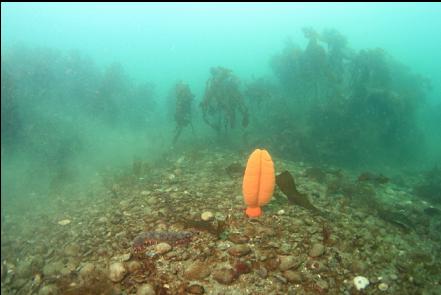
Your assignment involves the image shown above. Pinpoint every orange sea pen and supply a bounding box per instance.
[242,149,275,217]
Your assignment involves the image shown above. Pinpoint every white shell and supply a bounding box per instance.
[353,276,369,291]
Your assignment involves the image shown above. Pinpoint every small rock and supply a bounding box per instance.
[316,279,329,291]
[186,284,205,294]
[64,244,81,257]
[137,283,155,295]
[43,261,64,277]
[217,241,230,250]
[33,273,43,287]
[273,274,288,284]
[309,243,325,257]
[228,233,249,244]
[201,211,214,221]
[232,261,251,276]
[155,242,172,254]
[277,209,285,215]
[279,256,302,271]
[98,216,108,223]
[78,263,95,281]
[11,278,27,289]
[264,257,280,271]
[256,266,268,278]
[184,261,211,280]
[16,260,32,279]
[282,270,303,283]
[108,262,127,282]
[212,268,237,285]
[351,260,366,273]
[38,284,59,295]
[227,244,251,257]
[126,261,142,273]
[57,219,71,226]
[113,253,132,262]
[378,282,388,291]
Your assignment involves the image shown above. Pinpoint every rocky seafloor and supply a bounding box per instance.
[1,148,441,295]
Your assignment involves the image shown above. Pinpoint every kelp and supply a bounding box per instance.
[200,67,249,135]
[173,81,194,144]
[276,170,323,216]
[270,28,430,168]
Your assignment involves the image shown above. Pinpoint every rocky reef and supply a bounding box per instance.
[1,148,440,294]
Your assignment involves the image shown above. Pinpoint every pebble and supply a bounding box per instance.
[233,261,251,276]
[378,282,389,291]
[64,244,81,257]
[277,209,285,215]
[228,233,250,244]
[155,242,172,254]
[351,260,366,273]
[11,278,27,289]
[108,262,127,282]
[136,283,155,295]
[38,284,59,295]
[112,253,132,262]
[57,219,71,226]
[186,284,205,294]
[217,241,230,250]
[43,261,64,277]
[273,274,288,284]
[227,244,251,257]
[98,216,108,223]
[264,257,280,271]
[126,261,142,273]
[16,260,32,279]
[309,243,325,257]
[184,261,211,280]
[256,266,268,278]
[201,211,214,221]
[282,270,303,283]
[33,273,43,287]
[279,256,302,271]
[212,268,237,285]
[316,279,329,291]
[78,263,95,281]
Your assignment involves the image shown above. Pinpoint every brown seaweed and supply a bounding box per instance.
[276,170,323,216]
[177,217,229,238]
